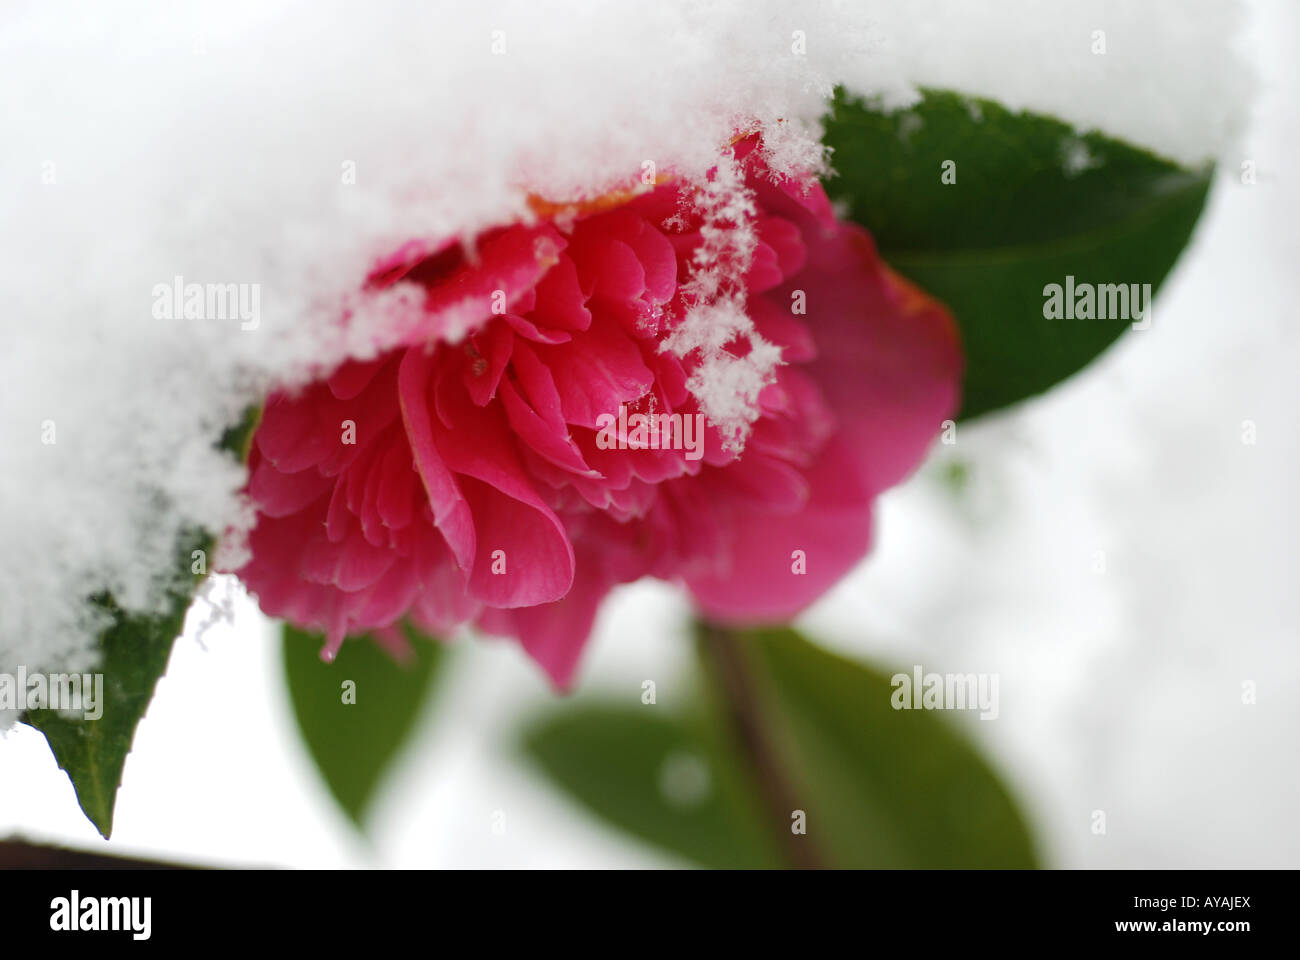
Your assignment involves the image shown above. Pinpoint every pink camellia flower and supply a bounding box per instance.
[234,135,961,687]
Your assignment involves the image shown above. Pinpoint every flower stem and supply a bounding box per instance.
[697,623,822,870]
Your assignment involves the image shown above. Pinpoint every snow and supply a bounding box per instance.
[661,152,782,451]
[854,0,1250,166]
[0,0,1248,718]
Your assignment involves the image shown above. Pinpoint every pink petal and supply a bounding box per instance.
[397,346,477,572]
[684,436,872,622]
[794,224,962,495]
[536,321,654,428]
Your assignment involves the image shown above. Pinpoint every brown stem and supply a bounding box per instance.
[698,624,822,870]
[0,838,204,869]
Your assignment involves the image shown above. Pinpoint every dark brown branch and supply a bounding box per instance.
[0,838,202,869]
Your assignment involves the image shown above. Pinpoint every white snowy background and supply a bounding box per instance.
[1,0,1295,867]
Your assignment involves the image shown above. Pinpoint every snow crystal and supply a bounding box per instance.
[0,0,1248,710]
[661,153,781,451]
[664,293,785,452]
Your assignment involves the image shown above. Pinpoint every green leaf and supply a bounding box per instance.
[521,703,783,868]
[20,410,258,837]
[23,535,209,838]
[282,623,445,828]
[824,88,1213,419]
[523,626,1038,868]
[218,404,261,461]
[726,627,1039,868]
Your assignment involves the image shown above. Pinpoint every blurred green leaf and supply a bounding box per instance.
[732,627,1038,868]
[218,404,261,461]
[522,704,782,868]
[283,623,445,828]
[523,625,1037,868]
[23,535,207,838]
[824,88,1212,419]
